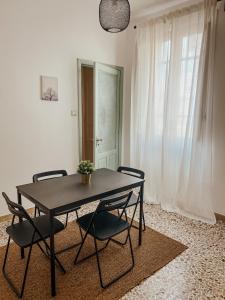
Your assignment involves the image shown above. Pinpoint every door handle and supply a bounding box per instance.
[96,138,103,147]
[96,138,103,143]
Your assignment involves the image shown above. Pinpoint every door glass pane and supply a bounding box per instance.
[97,71,118,153]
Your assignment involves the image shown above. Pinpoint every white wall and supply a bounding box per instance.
[0,0,129,216]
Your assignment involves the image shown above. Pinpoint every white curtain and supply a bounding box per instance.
[130,0,217,224]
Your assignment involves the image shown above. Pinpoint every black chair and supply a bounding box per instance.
[33,170,83,254]
[103,166,145,246]
[2,192,65,298]
[117,166,145,231]
[74,191,135,289]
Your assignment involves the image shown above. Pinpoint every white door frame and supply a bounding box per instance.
[77,58,124,167]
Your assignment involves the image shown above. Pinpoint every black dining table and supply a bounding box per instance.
[16,168,145,297]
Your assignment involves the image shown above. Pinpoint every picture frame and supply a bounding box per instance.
[41,76,58,101]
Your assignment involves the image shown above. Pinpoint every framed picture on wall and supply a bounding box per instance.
[41,76,58,101]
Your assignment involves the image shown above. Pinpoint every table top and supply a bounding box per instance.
[17,168,144,213]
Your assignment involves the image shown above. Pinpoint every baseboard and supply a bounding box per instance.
[0,207,35,223]
[215,213,225,222]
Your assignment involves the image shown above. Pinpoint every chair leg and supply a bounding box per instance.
[127,229,135,267]
[2,236,11,272]
[112,203,139,246]
[120,199,146,232]
[74,232,110,265]
[93,228,135,289]
[43,209,83,256]
[43,210,83,256]
[129,203,146,231]
[142,211,146,231]
[20,244,33,298]
[2,239,33,298]
[131,214,146,231]
[34,206,41,217]
[37,242,65,274]
[75,210,83,240]
[74,231,88,265]
[130,202,139,228]
[93,237,104,288]
[43,241,66,273]
[64,213,69,228]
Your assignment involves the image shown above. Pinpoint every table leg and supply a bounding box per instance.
[49,212,56,297]
[17,190,25,259]
[139,183,144,246]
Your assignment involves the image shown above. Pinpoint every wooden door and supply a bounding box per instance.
[81,66,94,162]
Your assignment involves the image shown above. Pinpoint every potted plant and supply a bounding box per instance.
[78,160,95,184]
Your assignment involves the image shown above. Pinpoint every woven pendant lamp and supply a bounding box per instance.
[99,0,131,33]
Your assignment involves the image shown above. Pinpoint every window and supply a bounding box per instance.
[154,32,202,139]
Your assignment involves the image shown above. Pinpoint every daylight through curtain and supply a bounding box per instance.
[130,0,217,223]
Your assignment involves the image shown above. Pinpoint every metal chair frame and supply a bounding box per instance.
[114,166,146,246]
[74,191,135,289]
[2,193,65,298]
[33,170,83,254]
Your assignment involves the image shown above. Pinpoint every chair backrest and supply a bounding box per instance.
[117,166,145,180]
[2,192,30,222]
[96,191,133,214]
[33,170,67,183]
[2,192,50,244]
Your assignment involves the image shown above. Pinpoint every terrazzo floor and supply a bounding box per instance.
[0,203,225,300]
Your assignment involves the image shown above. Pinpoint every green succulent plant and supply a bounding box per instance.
[78,160,95,175]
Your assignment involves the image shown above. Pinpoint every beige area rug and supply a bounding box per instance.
[0,221,187,300]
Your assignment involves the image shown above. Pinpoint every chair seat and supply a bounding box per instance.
[77,211,130,241]
[6,215,64,248]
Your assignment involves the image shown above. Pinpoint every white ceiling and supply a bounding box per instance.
[129,0,196,20]
[97,1,192,15]
[129,0,174,12]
